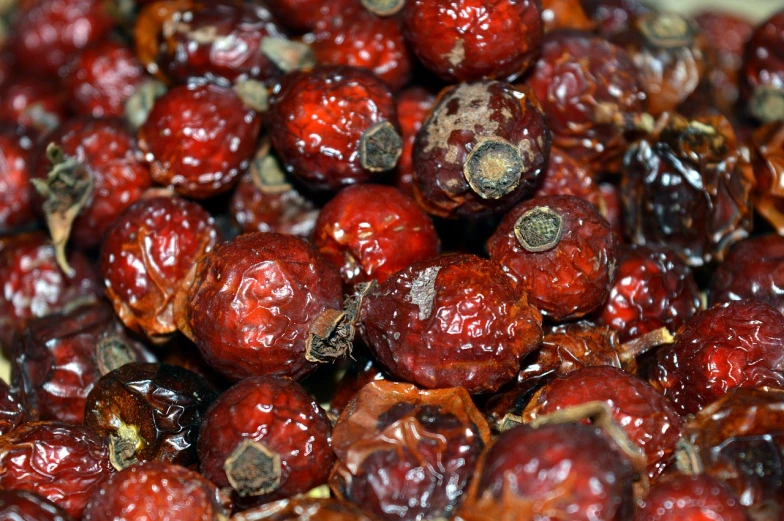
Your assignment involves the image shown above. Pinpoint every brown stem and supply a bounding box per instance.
[463,138,524,200]
[224,440,281,497]
[619,326,675,362]
[260,38,314,73]
[360,121,403,173]
[674,438,704,475]
[513,206,564,253]
[361,0,405,16]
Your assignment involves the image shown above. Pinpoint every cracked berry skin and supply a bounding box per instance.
[651,300,784,416]
[403,0,543,83]
[0,124,38,233]
[267,66,399,191]
[233,498,377,521]
[0,380,24,436]
[0,421,113,518]
[394,87,435,198]
[198,376,333,503]
[83,363,218,470]
[0,490,74,521]
[10,303,156,425]
[65,41,145,118]
[176,232,343,381]
[598,245,700,343]
[314,185,440,286]
[360,254,543,394]
[34,117,153,250]
[526,31,645,173]
[634,474,747,521]
[524,366,684,481]
[488,195,619,322]
[100,196,219,343]
[330,381,490,521]
[412,81,550,219]
[138,83,261,199]
[82,462,229,521]
[533,146,602,207]
[0,76,67,133]
[741,12,784,123]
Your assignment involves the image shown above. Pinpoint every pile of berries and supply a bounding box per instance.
[1,0,784,520]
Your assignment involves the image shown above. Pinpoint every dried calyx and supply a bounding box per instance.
[235,80,269,113]
[125,78,167,129]
[360,121,403,172]
[638,12,695,49]
[249,140,292,194]
[96,337,138,376]
[514,206,564,253]
[109,421,145,470]
[224,440,282,497]
[594,102,654,134]
[464,138,524,200]
[750,86,784,124]
[361,0,405,16]
[261,38,315,73]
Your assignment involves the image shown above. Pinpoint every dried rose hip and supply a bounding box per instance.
[394,87,435,198]
[403,0,543,82]
[138,83,261,199]
[198,376,333,502]
[263,0,356,33]
[580,0,651,36]
[314,185,440,285]
[600,181,624,235]
[176,232,343,380]
[651,301,784,415]
[11,303,156,425]
[633,474,748,521]
[100,196,219,343]
[360,254,543,394]
[83,362,218,470]
[752,122,784,233]
[487,195,618,322]
[0,124,38,233]
[330,381,491,521]
[526,31,646,174]
[0,490,75,521]
[267,66,401,191]
[0,380,24,436]
[412,81,550,218]
[533,146,602,207]
[328,357,384,420]
[741,11,784,123]
[0,76,67,133]
[598,245,700,342]
[82,462,229,521]
[0,421,113,518]
[622,112,754,267]
[233,498,376,521]
[541,0,594,33]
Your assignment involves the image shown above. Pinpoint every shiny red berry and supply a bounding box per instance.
[394,87,435,198]
[0,76,67,133]
[0,125,38,233]
[634,474,748,521]
[0,490,75,521]
[0,380,24,437]
[742,11,784,123]
[233,498,376,521]
[533,146,603,207]
[264,0,357,32]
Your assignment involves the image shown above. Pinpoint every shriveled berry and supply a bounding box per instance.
[651,300,784,415]
[233,498,376,521]
[0,124,38,233]
[741,11,784,123]
[0,380,24,436]
[394,87,435,198]
[100,196,219,343]
[330,381,490,521]
[267,66,400,191]
[488,195,618,321]
[751,122,784,233]
[533,146,602,207]
[0,76,67,133]
[0,490,74,521]
[412,81,550,218]
[360,254,543,394]
[0,422,113,518]
[83,363,218,470]
[198,377,333,502]
[634,474,748,521]
[403,0,543,82]
[138,83,261,199]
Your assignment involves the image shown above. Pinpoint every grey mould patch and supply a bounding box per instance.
[445,39,465,67]
[406,266,441,320]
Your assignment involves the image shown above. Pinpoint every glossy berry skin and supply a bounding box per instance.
[527,32,645,174]
[330,381,491,521]
[598,246,701,342]
[634,474,747,521]
[0,380,24,436]
[100,196,219,343]
[177,232,343,381]
[0,76,67,132]
[198,377,333,502]
[11,303,156,425]
[752,122,784,233]
[394,87,435,198]
[488,195,619,322]
[263,0,356,33]
[138,83,261,199]
[580,0,650,36]
[314,185,440,285]
[82,462,229,521]
[84,363,218,470]
[267,66,399,191]
[233,498,377,521]
[403,0,543,83]
[65,41,145,118]
[412,81,550,218]
[0,490,74,521]
[541,0,594,33]
[361,254,543,394]
[741,12,784,123]
[328,357,384,421]
[533,146,602,207]
[0,125,38,233]
[0,422,113,518]
[524,366,684,481]
[651,300,784,415]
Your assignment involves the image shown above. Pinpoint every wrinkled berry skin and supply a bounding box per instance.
[533,146,602,207]
[394,87,435,198]
[403,0,543,82]
[527,31,645,173]
[488,195,618,322]
[622,113,754,267]
[0,76,67,132]
[651,301,784,416]
[598,246,700,342]
[314,185,440,285]
[634,474,748,521]
[330,381,490,521]
[177,232,343,381]
[752,122,784,233]
[741,12,784,122]
[82,462,229,521]
[0,232,100,352]
[0,422,113,518]
[0,380,24,436]
[462,423,634,521]
[100,196,219,343]
[0,490,74,521]
[524,366,683,481]
[267,66,399,191]
[199,377,333,502]
[413,81,550,218]
[84,363,218,469]
[11,304,156,425]
[138,83,261,199]
[233,498,377,521]
[361,254,543,394]
[0,125,38,233]
[65,41,145,118]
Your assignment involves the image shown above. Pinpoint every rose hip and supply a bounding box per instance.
[0,76,67,133]
[742,11,784,123]
[263,0,356,32]
[580,0,651,36]
[533,146,603,207]
[752,122,784,233]
[0,380,24,436]
[541,0,594,33]
[328,357,385,420]
[0,490,75,521]
[394,87,435,198]
[0,124,38,233]
[233,498,376,521]
[633,474,748,521]
[360,254,543,394]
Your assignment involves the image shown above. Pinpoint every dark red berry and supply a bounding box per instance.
[533,146,603,207]
[328,357,384,421]
[233,498,376,521]
[741,11,784,124]
[0,76,67,133]
[634,474,748,521]
[752,122,784,233]
[394,87,435,198]
[0,124,38,233]
[541,0,594,33]
[0,489,75,521]
[580,0,651,36]
[264,0,357,33]
[599,181,624,236]
[0,379,24,436]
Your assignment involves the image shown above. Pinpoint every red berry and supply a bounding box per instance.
[742,11,784,123]
[533,146,603,207]
[0,490,75,521]
[0,76,67,133]
[328,357,384,420]
[0,380,24,437]
[541,0,594,33]
[634,474,748,521]
[580,0,651,36]
[0,125,38,233]
[233,498,376,521]
[394,87,435,198]
[752,122,784,233]
[264,0,357,33]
